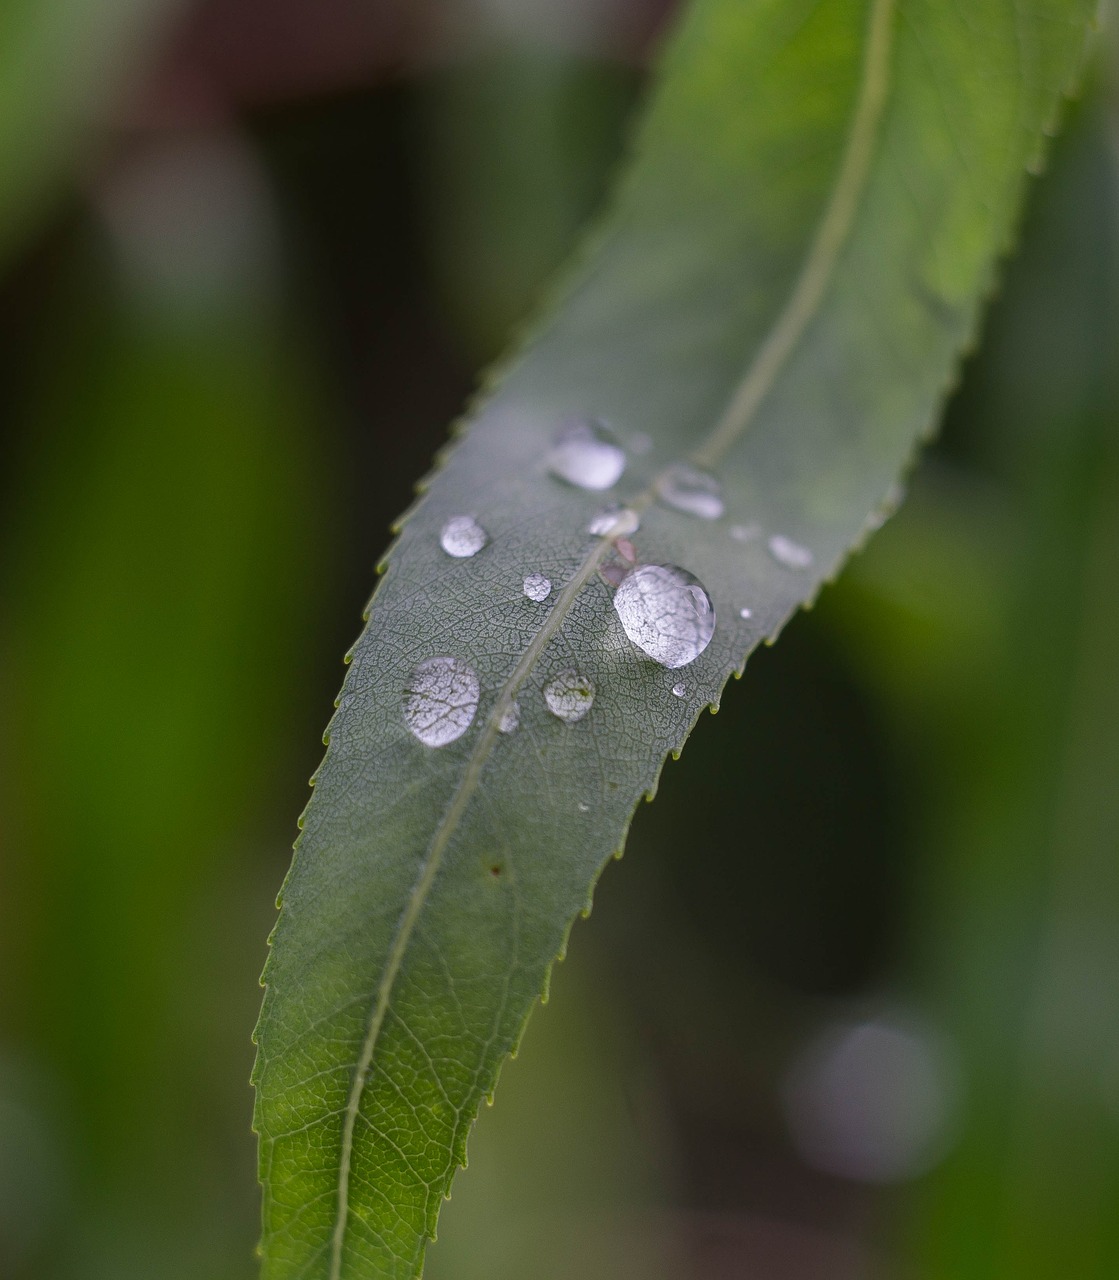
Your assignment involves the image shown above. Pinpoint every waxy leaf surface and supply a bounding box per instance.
[254,1,1093,1275]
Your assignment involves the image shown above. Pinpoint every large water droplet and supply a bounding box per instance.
[768,533,814,570]
[498,700,520,734]
[403,656,480,746]
[547,419,626,490]
[523,573,551,602]
[543,668,595,722]
[587,504,640,537]
[440,515,487,558]
[612,563,716,669]
[658,464,724,520]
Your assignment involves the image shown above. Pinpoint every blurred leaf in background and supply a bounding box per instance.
[0,124,332,1278]
[0,0,181,268]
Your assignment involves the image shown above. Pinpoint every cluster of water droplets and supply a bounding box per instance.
[411,416,840,744]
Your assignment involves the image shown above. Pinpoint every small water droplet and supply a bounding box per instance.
[612,563,716,669]
[543,668,595,722]
[587,504,640,537]
[498,700,520,734]
[658,464,724,520]
[547,418,626,490]
[768,533,814,570]
[729,522,759,543]
[671,681,686,697]
[577,802,590,812]
[629,431,653,455]
[522,573,551,602]
[739,607,753,620]
[440,515,487,558]
[403,656,480,746]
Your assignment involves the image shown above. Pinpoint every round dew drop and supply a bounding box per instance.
[498,700,520,734]
[658,464,724,520]
[587,504,640,537]
[671,681,686,698]
[546,418,626,490]
[440,515,487,558]
[543,669,595,722]
[523,573,551,602]
[767,533,814,570]
[403,656,480,747]
[612,563,716,669]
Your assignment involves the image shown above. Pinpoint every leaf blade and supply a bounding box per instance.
[254,1,1094,1276]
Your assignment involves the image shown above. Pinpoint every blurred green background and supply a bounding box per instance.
[1,2,1117,1278]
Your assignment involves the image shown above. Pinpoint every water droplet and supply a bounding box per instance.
[587,504,640,537]
[440,515,487,558]
[612,563,716,669]
[671,681,686,697]
[658,464,724,520]
[729,522,759,543]
[522,573,551,602]
[497,700,520,734]
[739,607,753,620]
[577,802,590,812]
[543,668,595,722]
[768,533,814,570]
[403,656,480,746]
[547,418,626,490]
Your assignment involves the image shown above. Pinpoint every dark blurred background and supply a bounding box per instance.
[1,3,1117,1278]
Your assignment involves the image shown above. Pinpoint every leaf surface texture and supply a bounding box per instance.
[253,1,1093,1275]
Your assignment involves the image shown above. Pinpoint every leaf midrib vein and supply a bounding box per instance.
[327,1,895,1273]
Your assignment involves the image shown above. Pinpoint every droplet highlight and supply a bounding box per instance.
[546,418,626,491]
[440,515,487,558]
[729,522,759,544]
[522,573,551,602]
[671,681,686,698]
[587,504,640,537]
[768,533,814,570]
[498,700,520,734]
[658,464,724,520]
[612,563,716,669]
[543,669,595,722]
[403,656,480,747]
[739,607,753,620]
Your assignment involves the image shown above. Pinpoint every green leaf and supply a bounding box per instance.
[252,1,1093,1276]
